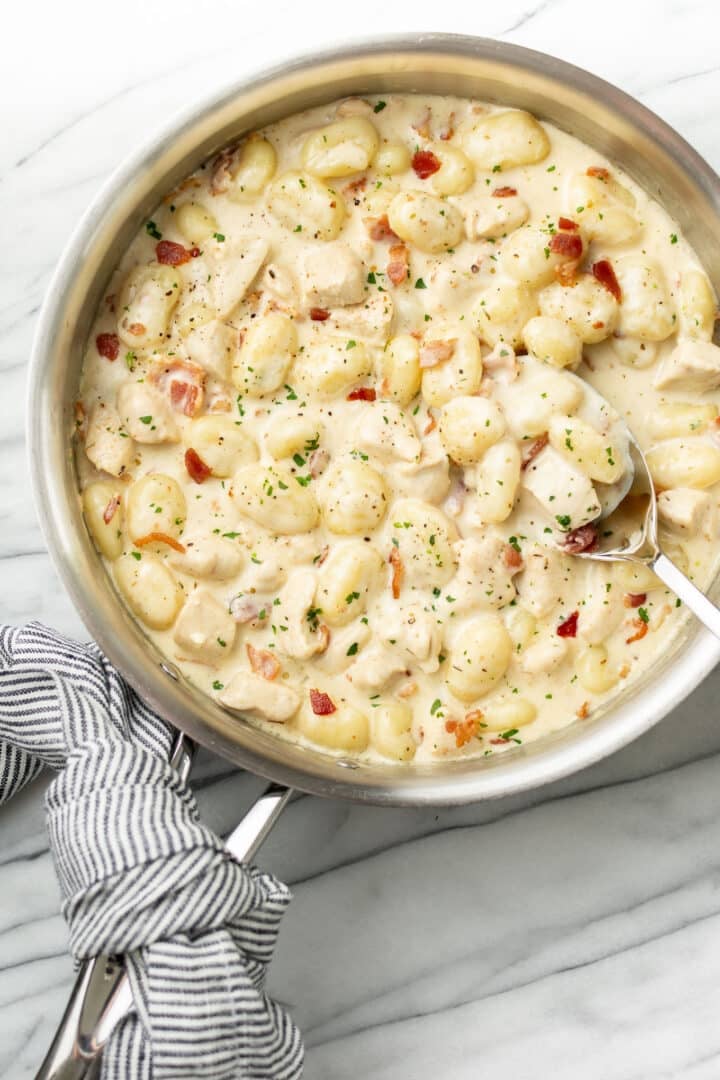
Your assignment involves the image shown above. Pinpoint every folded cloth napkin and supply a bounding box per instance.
[0,622,304,1079]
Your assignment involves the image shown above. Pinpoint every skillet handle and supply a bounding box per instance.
[35,777,292,1079]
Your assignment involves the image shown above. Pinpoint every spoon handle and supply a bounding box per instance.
[651,552,720,640]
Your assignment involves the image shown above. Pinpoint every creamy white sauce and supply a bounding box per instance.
[77,93,720,764]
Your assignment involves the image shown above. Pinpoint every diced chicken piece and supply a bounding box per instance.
[426,262,479,312]
[241,550,287,593]
[208,238,269,319]
[346,643,407,690]
[173,589,236,662]
[219,671,300,723]
[654,341,720,393]
[448,534,519,613]
[327,292,395,346]
[516,542,567,617]
[170,534,244,579]
[84,403,134,477]
[117,382,180,443]
[657,487,714,534]
[520,636,568,675]
[393,452,451,503]
[523,447,601,531]
[349,402,420,462]
[262,262,300,306]
[578,565,623,646]
[381,605,442,673]
[275,569,327,660]
[149,358,206,417]
[301,245,366,308]
[315,622,372,673]
[462,192,530,240]
[183,320,237,382]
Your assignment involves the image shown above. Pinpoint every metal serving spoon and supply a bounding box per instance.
[556,375,720,640]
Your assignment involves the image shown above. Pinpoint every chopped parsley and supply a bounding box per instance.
[145,220,162,240]
[373,100,387,113]
[346,642,359,656]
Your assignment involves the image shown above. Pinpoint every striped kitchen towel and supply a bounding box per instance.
[0,622,304,1079]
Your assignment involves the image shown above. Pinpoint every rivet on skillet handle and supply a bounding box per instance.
[36,728,292,1078]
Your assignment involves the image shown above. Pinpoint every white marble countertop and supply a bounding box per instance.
[3,3,720,1076]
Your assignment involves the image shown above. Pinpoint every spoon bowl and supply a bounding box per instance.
[557,376,720,639]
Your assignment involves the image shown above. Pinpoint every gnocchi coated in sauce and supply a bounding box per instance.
[77,95,720,763]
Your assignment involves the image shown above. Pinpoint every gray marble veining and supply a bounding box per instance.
[2,3,720,1076]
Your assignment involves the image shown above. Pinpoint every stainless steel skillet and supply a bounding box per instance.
[28,33,720,807]
[26,31,720,1079]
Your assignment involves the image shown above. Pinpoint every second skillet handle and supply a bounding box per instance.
[36,770,292,1079]
[652,552,720,640]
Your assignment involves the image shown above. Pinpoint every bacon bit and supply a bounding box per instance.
[624,592,647,609]
[74,401,87,439]
[389,546,403,599]
[172,381,199,415]
[189,246,201,258]
[347,387,376,402]
[396,679,418,699]
[105,294,116,313]
[550,232,583,259]
[150,359,206,417]
[365,214,398,241]
[576,701,590,720]
[445,713,480,749]
[438,112,455,141]
[492,186,518,197]
[521,433,549,469]
[387,243,409,286]
[503,544,523,570]
[412,107,432,140]
[618,662,631,679]
[310,307,330,321]
[587,166,610,180]
[246,643,281,681]
[558,216,579,231]
[419,339,456,369]
[128,322,146,337]
[592,259,622,303]
[490,737,511,745]
[210,146,236,195]
[592,320,605,330]
[102,494,121,525]
[96,332,120,361]
[555,260,581,287]
[134,532,186,553]
[310,688,336,715]
[344,176,367,195]
[560,524,599,554]
[423,413,437,436]
[557,611,579,638]
[230,596,259,624]
[185,447,212,484]
[412,149,441,179]
[156,240,193,266]
[308,447,330,477]
[626,618,649,644]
